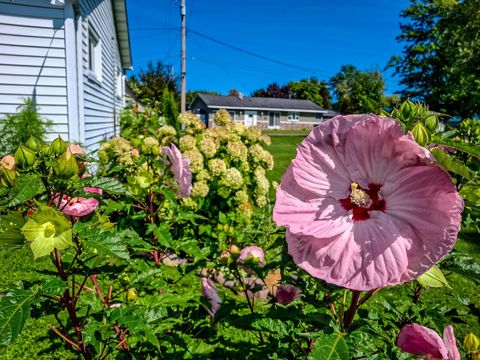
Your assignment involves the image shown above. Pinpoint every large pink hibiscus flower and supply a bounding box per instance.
[273,115,463,291]
[163,144,192,198]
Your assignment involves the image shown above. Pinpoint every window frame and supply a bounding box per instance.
[87,24,102,82]
[287,112,299,122]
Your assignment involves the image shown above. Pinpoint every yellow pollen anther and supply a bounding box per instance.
[350,183,371,207]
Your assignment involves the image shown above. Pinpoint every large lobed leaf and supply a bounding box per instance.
[432,137,480,159]
[0,285,39,346]
[430,148,476,180]
[308,333,349,360]
[81,176,131,196]
[75,223,131,260]
[0,174,45,211]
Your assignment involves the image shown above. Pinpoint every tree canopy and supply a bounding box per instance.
[251,78,331,108]
[390,0,480,118]
[128,61,179,108]
[329,65,385,114]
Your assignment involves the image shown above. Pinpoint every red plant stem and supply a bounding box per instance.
[342,290,361,330]
[49,324,80,351]
[91,275,130,351]
[54,250,91,359]
[358,288,380,307]
[323,293,338,322]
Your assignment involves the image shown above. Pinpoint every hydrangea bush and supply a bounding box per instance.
[0,103,479,359]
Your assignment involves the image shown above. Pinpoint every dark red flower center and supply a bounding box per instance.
[339,183,385,221]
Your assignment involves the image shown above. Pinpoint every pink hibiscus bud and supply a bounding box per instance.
[162,144,192,198]
[237,246,265,267]
[0,155,16,171]
[201,278,221,317]
[68,143,84,155]
[273,114,463,291]
[59,194,99,217]
[397,323,460,360]
[275,284,301,305]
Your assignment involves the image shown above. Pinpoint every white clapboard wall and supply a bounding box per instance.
[0,0,123,152]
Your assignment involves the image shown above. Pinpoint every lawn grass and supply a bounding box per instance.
[266,135,305,183]
[263,129,310,136]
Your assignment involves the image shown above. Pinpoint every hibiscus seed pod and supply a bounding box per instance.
[0,168,16,184]
[25,136,42,152]
[424,115,439,133]
[411,122,430,147]
[40,144,52,158]
[54,150,79,179]
[464,333,480,353]
[50,136,68,156]
[15,145,37,168]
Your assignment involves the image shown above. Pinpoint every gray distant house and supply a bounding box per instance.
[190,93,338,130]
[0,0,131,151]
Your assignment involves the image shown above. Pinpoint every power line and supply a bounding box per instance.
[187,29,332,77]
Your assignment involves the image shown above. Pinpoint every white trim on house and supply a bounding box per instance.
[244,111,257,127]
[64,0,80,142]
[207,105,329,114]
[75,8,85,146]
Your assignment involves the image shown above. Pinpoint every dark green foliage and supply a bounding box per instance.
[0,98,51,156]
[161,86,179,129]
[251,78,331,108]
[329,65,385,114]
[128,61,179,108]
[390,0,480,118]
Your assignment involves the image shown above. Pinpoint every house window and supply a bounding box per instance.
[315,114,323,120]
[287,112,299,121]
[228,111,236,120]
[88,26,102,81]
[116,68,123,98]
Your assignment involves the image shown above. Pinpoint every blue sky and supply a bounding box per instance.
[126,0,410,96]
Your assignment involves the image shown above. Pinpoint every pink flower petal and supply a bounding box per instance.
[62,197,99,217]
[163,144,192,198]
[397,324,448,359]
[84,187,103,195]
[201,278,221,316]
[274,115,463,290]
[443,326,460,360]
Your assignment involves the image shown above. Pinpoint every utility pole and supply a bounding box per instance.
[180,0,186,113]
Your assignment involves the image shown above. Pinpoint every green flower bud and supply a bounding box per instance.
[15,145,37,168]
[424,115,439,133]
[25,136,42,152]
[40,144,52,158]
[54,149,79,179]
[0,168,16,184]
[464,333,480,354]
[127,288,138,302]
[50,136,68,156]
[411,122,430,147]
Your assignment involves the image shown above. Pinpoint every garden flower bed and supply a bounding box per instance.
[0,102,479,359]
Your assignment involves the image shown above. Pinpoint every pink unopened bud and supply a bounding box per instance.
[0,155,16,171]
[237,246,265,267]
[130,148,140,158]
[275,284,301,305]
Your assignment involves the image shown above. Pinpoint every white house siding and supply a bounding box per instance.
[79,0,123,151]
[0,0,69,140]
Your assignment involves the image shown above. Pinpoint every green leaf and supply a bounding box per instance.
[431,148,476,180]
[40,277,68,296]
[81,177,130,196]
[442,251,480,280]
[0,174,45,210]
[251,318,290,335]
[0,212,26,250]
[417,265,451,289]
[0,285,39,346]
[75,223,130,260]
[432,137,480,158]
[308,333,349,360]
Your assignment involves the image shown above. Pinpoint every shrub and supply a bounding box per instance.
[0,98,51,155]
